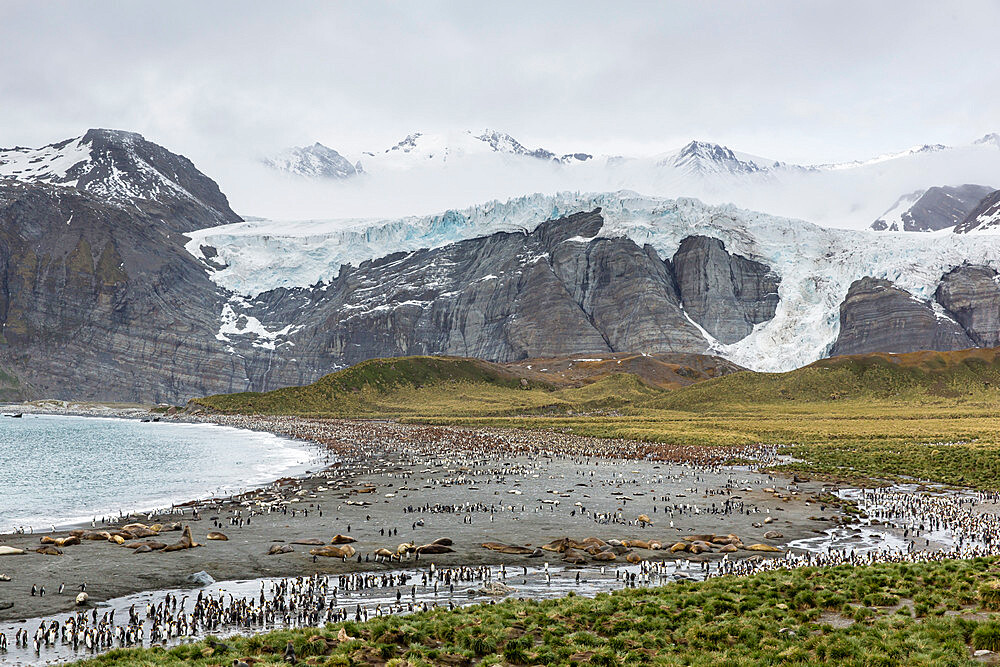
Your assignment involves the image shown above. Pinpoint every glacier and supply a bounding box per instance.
[184,191,1000,373]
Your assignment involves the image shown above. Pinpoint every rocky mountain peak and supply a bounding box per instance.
[473,129,591,162]
[870,184,994,232]
[263,142,361,179]
[669,140,766,176]
[974,133,1000,148]
[0,128,240,232]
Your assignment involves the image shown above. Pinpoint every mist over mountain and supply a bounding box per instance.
[224,129,1000,229]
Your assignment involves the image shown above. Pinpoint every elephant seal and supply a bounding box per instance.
[127,527,159,539]
[330,534,357,545]
[36,545,63,555]
[0,546,25,556]
[81,531,110,541]
[310,545,355,558]
[267,544,294,555]
[124,540,168,550]
[41,536,80,547]
[75,592,89,605]
[430,537,453,546]
[206,531,229,541]
[623,539,651,550]
[133,545,153,554]
[291,538,325,546]
[745,543,782,552]
[162,526,199,552]
[415,543,454,555]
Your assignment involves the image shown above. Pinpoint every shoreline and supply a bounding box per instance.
[0,408,330,537]
[0,408,845,624]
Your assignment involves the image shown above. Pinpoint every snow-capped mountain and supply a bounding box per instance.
[6,128,1000,403]
[262,143,362,179]
[475,129,592,163]
[264,129,593,178]
[813,143,949,171]
[974,133,1000,149]
[0,128,240,231]
[246,129,1000,230]
[661,140,774,177]
[870,184,994,232]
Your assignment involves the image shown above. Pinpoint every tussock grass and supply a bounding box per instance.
[71,557,1000,666]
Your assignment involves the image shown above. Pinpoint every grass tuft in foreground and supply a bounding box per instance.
[73,557,1000,666]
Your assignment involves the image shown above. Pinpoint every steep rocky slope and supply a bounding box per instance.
[954,189,1000,233]
[222,209,781,389]
[0,181,243,402]
[829,278,972,356]
[870,184,994,232]
[0,129,241,232]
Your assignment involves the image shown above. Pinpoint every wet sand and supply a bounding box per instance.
[0,417,848,622]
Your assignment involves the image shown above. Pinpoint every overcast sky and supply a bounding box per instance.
[2,1,998,167]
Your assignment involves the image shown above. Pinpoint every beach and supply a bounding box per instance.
[0,413,853,623]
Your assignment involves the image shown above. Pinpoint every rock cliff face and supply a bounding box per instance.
[935,265,1000,347]
[0,185,790,401]
[235,210,767,387]
[672,236,780,344]
[830,278,973,356]
[0,181,245,403]
[871,184,994,232]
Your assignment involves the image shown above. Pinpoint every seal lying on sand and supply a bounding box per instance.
[309,545,356,558]
[330,535,357,545]
[267,544,294,555]
[206,532,229,541]
[40,536,80,547]
[122,540,168,551]
[415,543,454,554]
[481,542,534,555]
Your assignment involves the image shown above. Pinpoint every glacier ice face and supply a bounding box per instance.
[185,191,1000,372]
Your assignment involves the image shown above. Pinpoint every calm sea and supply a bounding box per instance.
[0,414,321,533]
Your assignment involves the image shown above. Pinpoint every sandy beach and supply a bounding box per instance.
[0,414,854,622]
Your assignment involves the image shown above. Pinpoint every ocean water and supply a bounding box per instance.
[0,414,322,533]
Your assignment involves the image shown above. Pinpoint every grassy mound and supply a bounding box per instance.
[193,356,551,416]
[72,556,1000,666]
[652,348,1000,409]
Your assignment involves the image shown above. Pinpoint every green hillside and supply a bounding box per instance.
[190,349,1000,489]
[652,348,1000,409]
